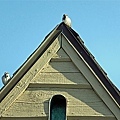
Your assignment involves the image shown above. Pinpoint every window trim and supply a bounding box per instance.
[48,94,67,120]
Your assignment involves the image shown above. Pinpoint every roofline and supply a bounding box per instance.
[0,25,61,102]
[57,22,120,105]
[1,22,120,106]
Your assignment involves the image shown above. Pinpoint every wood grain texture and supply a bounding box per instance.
[31,72,89,85]
[41,61,79,73]
[0,34,117,120]
[0,116,116,120]
[28,83,91,89]
[2,88,114,118]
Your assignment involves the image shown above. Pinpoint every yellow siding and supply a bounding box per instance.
[31,72,89,85]
[2,88,114,118]
[1,44,117,120]
[2,48,115,119]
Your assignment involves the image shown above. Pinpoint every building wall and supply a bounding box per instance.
[1,49,115,120]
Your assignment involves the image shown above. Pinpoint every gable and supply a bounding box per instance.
[0,32,119,120]
[31,48,89,86]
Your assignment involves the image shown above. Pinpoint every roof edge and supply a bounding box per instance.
[1,22,120,106]
[0,24,61,102]
[57,22,120,106]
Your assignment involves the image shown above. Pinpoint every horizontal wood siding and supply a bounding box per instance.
[31,72,89,85]
[0,116,116,120]
[41,61,79,73]
[31,47,89,85]
[1,43,116,120]
[2,88,114,118]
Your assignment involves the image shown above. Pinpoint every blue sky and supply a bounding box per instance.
[0,0,120,89]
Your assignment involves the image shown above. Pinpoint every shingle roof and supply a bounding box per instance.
[0,22,120,106]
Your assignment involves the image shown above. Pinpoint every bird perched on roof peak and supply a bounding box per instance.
[62,14,71,27]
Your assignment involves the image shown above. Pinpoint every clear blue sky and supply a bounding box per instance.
[0,0,120,90]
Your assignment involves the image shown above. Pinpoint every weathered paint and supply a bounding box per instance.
[0,33,118,120]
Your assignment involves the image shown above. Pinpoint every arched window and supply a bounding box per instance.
[49,95,66,120]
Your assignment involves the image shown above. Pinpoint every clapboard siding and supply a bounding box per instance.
[1,24,119,120]
[31,72,89,85]
[2,88,114,118]
[0,117,116,120]
[41,61,79,73]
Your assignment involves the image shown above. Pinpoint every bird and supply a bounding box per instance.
[2,72,11,85]
[62,14,71,27]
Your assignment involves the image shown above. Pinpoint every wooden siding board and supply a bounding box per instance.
[0,116,116,120]
[2,88,114,118]
[31,72,89,85]
[1,118,47,120]
[0,71,33,114]
[28,83,91,89]
[2,102,48,117]
[41,61,79,73]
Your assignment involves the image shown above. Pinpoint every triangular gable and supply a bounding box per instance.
[0,35,115,119]
[0,23,120,119]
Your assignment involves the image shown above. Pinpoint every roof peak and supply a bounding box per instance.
[1,22,120,107]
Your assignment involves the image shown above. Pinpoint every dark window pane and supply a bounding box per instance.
[50,95,66,120]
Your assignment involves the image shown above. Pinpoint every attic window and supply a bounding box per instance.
[49,95,66,120]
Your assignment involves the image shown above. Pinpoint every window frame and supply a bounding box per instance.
[48,94,67,120]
